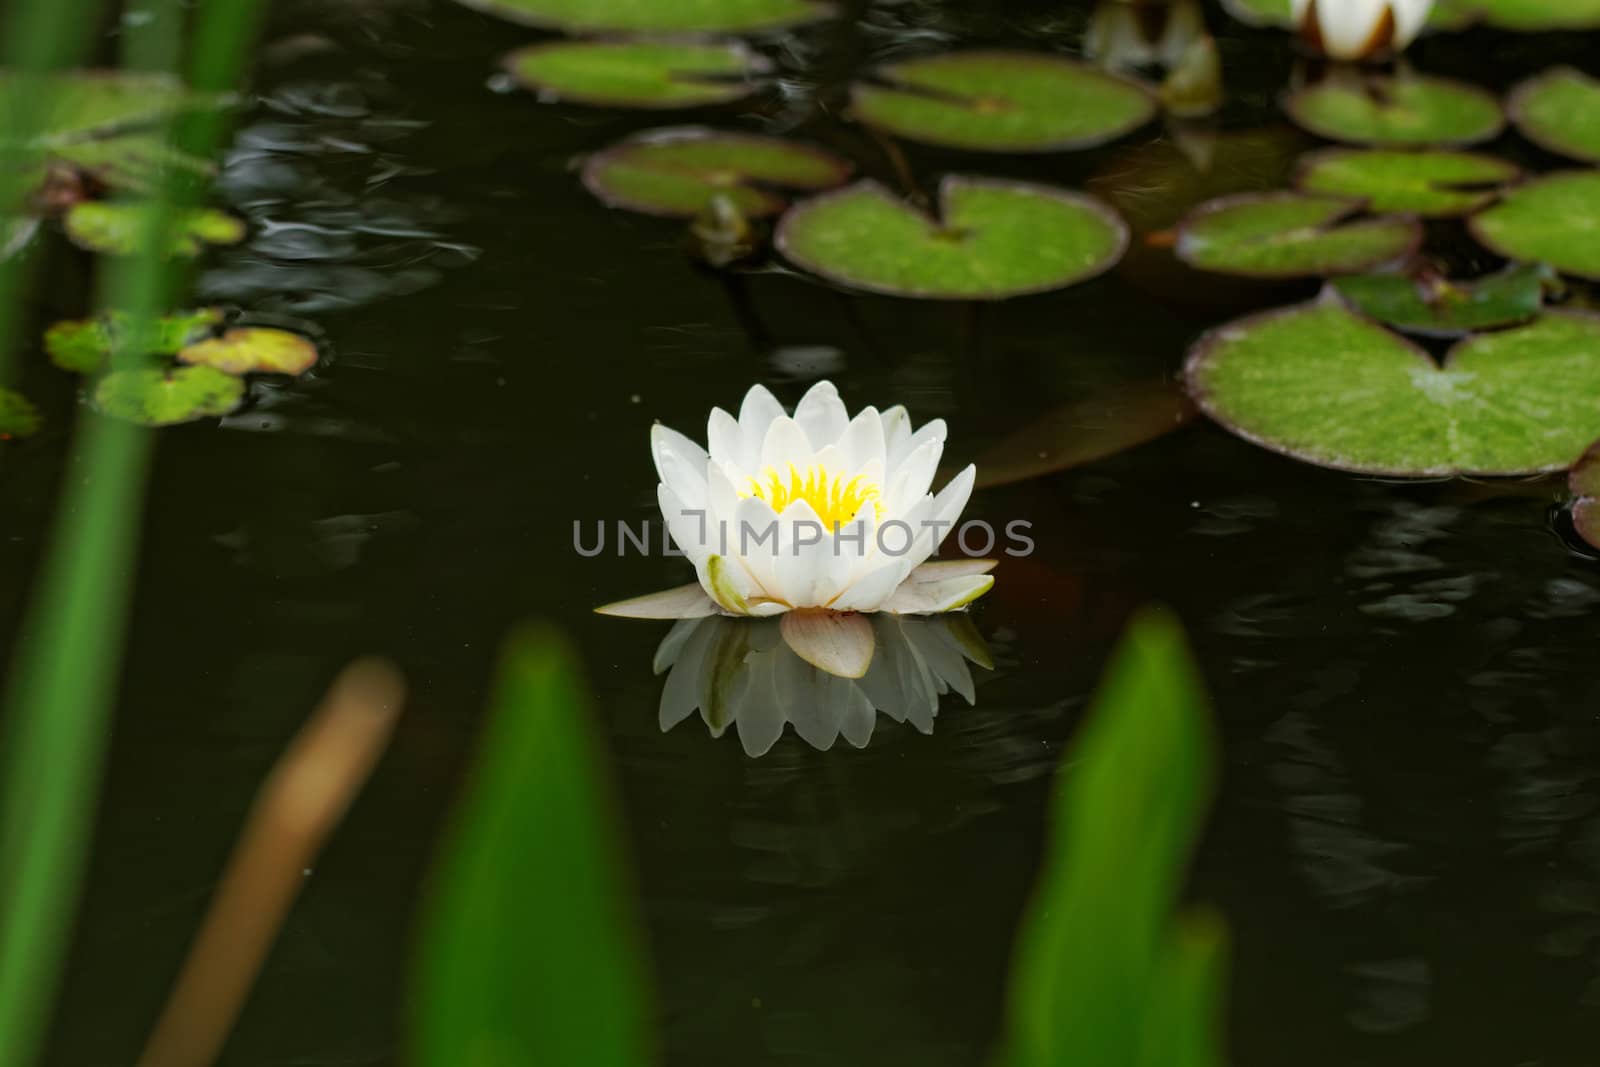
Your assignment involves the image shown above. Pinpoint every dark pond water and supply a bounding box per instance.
[4,1,1600,1064]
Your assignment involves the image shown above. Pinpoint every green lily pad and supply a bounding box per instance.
[581,127,850,218]
[1477,0,1600,30]
[1569,442,1600,551]
[850,50,1156,153]
[63,200,245,257]
[0,70,205,148]
[1329,264,1555,336]
[450,0,829,33]
[1284,74,1504,147]
[1509,68,1600,165]
[92,365,244,426]
[1220,0,1479,29]
[45,307,224,373]
[178,327,318,376]
[775,177,1128,300]
[1469,171,1600,281]
[1186,302,1600,476]
[1175,193,1420,279]
[0,388,41,439]
[1295,148,1519,217]
[502,40,769,109]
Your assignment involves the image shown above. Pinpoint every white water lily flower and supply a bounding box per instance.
[1291,0,1433,59]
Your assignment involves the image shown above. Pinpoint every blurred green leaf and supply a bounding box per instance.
[412,628,653,1067]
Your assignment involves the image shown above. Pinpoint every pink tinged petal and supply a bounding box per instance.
[838,406,887,473]
[888,417,946,472]
[760,415,815,473]
[882,572,995,615]
[793,379,849,448]
[596,582,719,619]
[707,407,743,467]
[738,385,785,462]
[779,608,876,678]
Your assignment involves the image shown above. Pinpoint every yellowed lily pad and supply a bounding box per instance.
[178,327,318,377]
[63,201,245,257]
[45,307,224,373]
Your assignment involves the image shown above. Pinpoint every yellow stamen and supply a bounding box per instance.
[743,464,883,529]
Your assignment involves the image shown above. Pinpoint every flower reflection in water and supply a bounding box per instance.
[653,613,992,757]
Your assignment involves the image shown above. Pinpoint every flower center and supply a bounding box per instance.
[744,464,883,530]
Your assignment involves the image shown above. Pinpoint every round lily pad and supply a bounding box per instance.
[178,327,318,376]
[1469,171,1600,281]
[1295,148,1519,217]
[1569,442,1600,550]
[0,388,41,439]
[450,0,828,33]
[1186,302,1600,476]
[63,201,246,257]
[775,176,1128,300]
[92,365,244,426]
[849,50,1156,153]
[582,127,851,218]
[1284,75,1504,147]
[1478,0,1600,30]
[1329,263,1555,336]
[502,40,769,109]
[1509,68,1600,165]
[45,308,224,373]
[1175,193,1420,279]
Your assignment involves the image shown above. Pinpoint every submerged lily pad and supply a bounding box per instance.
[1509,68,1600,165]
[1296,148,1518,217]
[1569,442,1600,551]
[1329,264,1554,336]
[775,177,1128,300]
[1176,193,1420,279]
[582,127,850,218]
[1470,171,1600,281]
[0,388,41,439]
[63,201,245,257]
[849,51,1156,153]
[1285,75,1504,147]
[178,328,318,376]
[503,40,769,109]
[450,0,828,33]
[45,307,224,373]
[92,365,244,426]
[1186,302,1600,476]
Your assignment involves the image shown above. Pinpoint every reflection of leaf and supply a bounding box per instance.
[178,327,318,377]
[411,628,652,1067]
[91,365,244,426]
[0,389,41,439]
[1090,128,1304,234]
[1176,193,1419,279]
[45,307,223,373]
[976,380,1195,488]
[504,40,769,109]
[63,201,245,257]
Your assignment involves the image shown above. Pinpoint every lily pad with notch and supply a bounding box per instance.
[63,200,245,257]
[1568,441,1600,551]
[850,50,1157,153]
[449,0,830,33]
[1508,67,1600,165]
[1295,147,1519,217]
[1284,74,1504,147]
[775,176,1128,300]
[92,364,244,427]
[178,327,318,377]
[582,127,851,218]
[1469,170,1600,281]
[1186,301,1600,476]
[45,307,224,373]
[503,40,771,109]
[0,389,41,439]
[1329,263,1556,336]
[1176,193,1421,279]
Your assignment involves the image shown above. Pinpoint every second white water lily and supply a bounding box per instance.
[1291,0,1434,59]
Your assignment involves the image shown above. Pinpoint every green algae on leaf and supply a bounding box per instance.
[1509,68,1600,165]
[63,201,245,257]
[92,365,244,426]
[178,327,318,377]
[582,127,850,218]
[1295,148,1518,217]
[850,50,1157,153]
[450,0,828,33]
[503,40,770,109]
[776,177,1128,300]
[1285,75,1503,147]
[1329,263,1554,336]
[0,389,41,439]
[1186,301,1600,476]
[45,308,224,373]
[1470,171,1600,281]
[1176,193,1420,279]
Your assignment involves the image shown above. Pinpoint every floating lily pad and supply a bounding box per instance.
[0,70,204,148]
[1569,442,1600,550]
[450,0,829,33]
[1220,0,1478,29]
[850,51,1156,153]
[45,307,224,373]
[1175,193,1420,279]
[1285,75,1504,147]
[1469,171,1600,281]
[582,127,850,218]
[1186,302,1600,476]
[1329,264,1555,336]
[1478,0,1600,30]
[63,201,245,257]
[502,40,769,109]
[1509,68,1600,165]
[1296,148,1519,217]
[775,177,1128,300]
[92,364,244,426]
[178,327,318,376]
[0,388,41,439]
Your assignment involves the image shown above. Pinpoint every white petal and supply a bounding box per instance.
[759,415,814,473]
[734,652,786,757]
[707,407,743,467]
[905,558,997,583]
[699,553,756,614]
[772,498,852,608]
[888,417,947,473]
[779,609,876,678]
[882,572,995,614]
[658,619,718,729]
[880,404,912,457]
[793,380,849,448]
[651,424,709,503]
[828,559,907,613]
[898,464,977,574]
[732,494,784,603]
[838,685,876,749]
[1315,0,1391,58]
[658,483,712,566]
[738,385,785,462]
[597,582,719,620]
[884,439,941,516]
[652,616,707,674]
[1389,0,1432,48]
[838,406,886,473]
